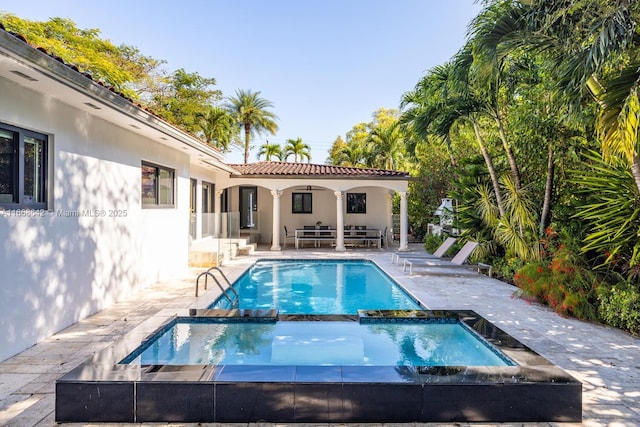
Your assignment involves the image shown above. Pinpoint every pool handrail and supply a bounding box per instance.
[195,267,239,306]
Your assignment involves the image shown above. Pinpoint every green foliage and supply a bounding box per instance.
[597,283,640,335]
[408,150,455,239]
[367,121,404,170]
[490,256,525,284]
[226,89,278,164]
[199,106,237,151]
[423,234,445,253]
[328,109,404,169]
[257,142,283,161]
[513,227,599,321]
[1,13,165,101]
[151,69,221,135]
[2,13,230,141]
[284,138,311,163]
[571,150,640,277]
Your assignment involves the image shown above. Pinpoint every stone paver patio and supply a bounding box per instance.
[1,244,639,426]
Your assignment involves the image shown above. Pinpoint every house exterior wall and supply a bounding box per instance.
[214,173,407,246]
[217,177,400,244]
[278,186,390,231]
[0,77,191,361]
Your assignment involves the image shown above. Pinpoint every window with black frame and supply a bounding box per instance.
[0,123,47,209]
[292,192,312,214]
[141,161,175,207]
[346,192,366,213]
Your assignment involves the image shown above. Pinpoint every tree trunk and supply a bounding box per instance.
[631,154,640,196]
[472,119,506,218]
[243,122,251,164]
[539,141,555,236]
[494,113,521,191]
[445,134,458,168]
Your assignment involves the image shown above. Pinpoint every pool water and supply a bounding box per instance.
[122,319,513,367]
[209,259,422,314]
[58,257,582,423]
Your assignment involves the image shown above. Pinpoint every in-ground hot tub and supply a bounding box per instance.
[55,309,581,423]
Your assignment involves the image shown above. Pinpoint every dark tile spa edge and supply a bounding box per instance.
[55,309,581,423]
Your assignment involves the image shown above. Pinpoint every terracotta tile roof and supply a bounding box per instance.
[229,161,409,178]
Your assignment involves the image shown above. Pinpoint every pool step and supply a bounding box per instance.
[237,243,256,256]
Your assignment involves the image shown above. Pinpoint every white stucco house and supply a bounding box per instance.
[0,24,410,361]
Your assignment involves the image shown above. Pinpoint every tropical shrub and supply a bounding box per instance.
[571,150,640,278]
[597,284,640,336]
[513,228,599,320]
[490,255,525,284]
[423,233,445,253]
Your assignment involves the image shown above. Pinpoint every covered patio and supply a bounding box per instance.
[213,161,413,252]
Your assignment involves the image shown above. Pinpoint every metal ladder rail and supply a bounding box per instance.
[194,268,239,309]
[195,271,229,300]
[206,267,239,303]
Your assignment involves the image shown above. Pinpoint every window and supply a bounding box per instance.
[0,123,47,209]
[141,161,174,207]
[292,192,312,214]
[346,193,366,213]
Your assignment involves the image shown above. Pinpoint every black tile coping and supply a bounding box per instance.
[55,309,582,423]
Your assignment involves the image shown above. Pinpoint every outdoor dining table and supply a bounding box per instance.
[294,227,381,249]
[294,227,337,249]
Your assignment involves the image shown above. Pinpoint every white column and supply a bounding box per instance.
[271,190,282,251]
[385,192,393,248]
[334,191,346,252]
[195,179,203,240]
[214,189,223,237]
[399,191,409,251]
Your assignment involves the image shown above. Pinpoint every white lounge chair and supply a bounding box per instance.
[391,237,457,264]
[403,241,492,276]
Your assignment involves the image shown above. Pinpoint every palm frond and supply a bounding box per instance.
[596,67,640,165]
[474,183,500,227]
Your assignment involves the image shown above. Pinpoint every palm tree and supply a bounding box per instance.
[226,89,278,164]
[334,142,365,167]
[257,141,283,161]
[486,0,640,193]
[400,86,458,168]
[367,121,404,170]
[474,0,640,251]
[454,41,522,191]
[199,106,236,151]
[284,138,311,162]
[400,60,507,217]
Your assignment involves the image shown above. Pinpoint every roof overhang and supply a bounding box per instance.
[0,29,240,175]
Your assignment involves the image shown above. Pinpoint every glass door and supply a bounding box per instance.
[202,181,214,236]
[239,186,257,229]
[189,178,196,239]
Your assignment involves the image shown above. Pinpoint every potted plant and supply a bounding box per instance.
[316,220,322,229]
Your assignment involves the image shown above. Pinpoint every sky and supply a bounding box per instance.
[1,0,483,164]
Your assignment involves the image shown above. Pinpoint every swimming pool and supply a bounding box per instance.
[57,308,581,423]
[208,259,422,313]
[121,318,514,367]
[56,258,582,423]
